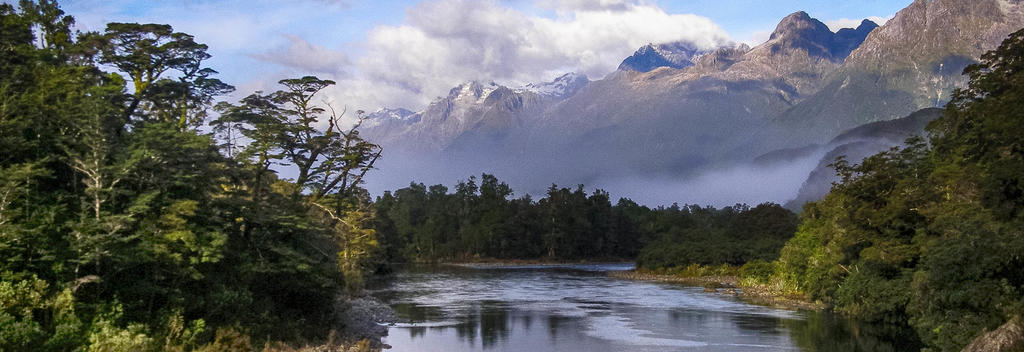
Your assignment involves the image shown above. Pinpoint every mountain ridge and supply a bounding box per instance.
[362,1,1023,207]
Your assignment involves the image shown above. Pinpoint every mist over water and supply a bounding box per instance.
[364,147,827,208]
[590,149,828,207]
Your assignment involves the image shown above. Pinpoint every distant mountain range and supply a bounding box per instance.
[362,0,1024,207]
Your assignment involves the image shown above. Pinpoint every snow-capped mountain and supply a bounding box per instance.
[362,0,1024,207]
[364,107,420,127]
[519,72,589,99]
[361,74,590,153]
[618,41,714,72]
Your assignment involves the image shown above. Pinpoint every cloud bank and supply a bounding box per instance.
[251,35,352,78]
[329,0,732,110]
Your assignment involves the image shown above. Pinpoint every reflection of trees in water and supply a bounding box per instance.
[456,306,479,345]
[395,299,922,351]
[392,302,445,322]
[548,315,571,341]
[668,309,710,326]
[729,314,786,335]
[454,301,512,348]
[480,301,510,348]
[521,314,533,332]
[408,326,426,339]
[785,311,923,352]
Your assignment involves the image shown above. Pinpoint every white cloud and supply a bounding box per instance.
[534,0,642,12]
[343,0,732,110]
[824,15,892,32]
[64,0,734,116]
[251,35,351,78]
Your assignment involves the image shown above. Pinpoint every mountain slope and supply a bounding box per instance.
[524,11,876,179]
[770,0,1024,148]
[618,41,711,72]
[363,1,1023,205]
[362,74,590,154]
[783,107,943,210]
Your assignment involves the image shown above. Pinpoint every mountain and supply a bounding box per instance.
[520,72,590,99]
[522,10,877,180]
[366,107,418,123]
[782,108,943,210]
[362,74,590,155]
[767,11,853,61]
[362,0,1023,206]
[832,20,879,59]
[769,0,1024,148]
[618,41,711,72]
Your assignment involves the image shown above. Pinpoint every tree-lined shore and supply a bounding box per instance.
[2,1,1023,351]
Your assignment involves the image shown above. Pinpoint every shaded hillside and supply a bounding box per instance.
[784,108,943,210]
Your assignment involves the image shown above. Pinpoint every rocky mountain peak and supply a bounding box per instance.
[833,19,879,59]
[618,40,711,72]
[363,107,420,129]
[767,11,840,59]
[770,12,818,39]
[840,0,1024,106]
[447,81,501,102]
[367,107,417,121]
[522,72,590,98]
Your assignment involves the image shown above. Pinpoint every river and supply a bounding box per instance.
[370,263,918,352]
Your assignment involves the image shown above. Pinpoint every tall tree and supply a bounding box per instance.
[92,22,232,126]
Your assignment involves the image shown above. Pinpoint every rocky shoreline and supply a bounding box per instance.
[334,295,398,350]
[607,270,825,311]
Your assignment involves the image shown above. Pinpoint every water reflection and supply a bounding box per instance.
[786,311,923,352]
[375,264,919,351]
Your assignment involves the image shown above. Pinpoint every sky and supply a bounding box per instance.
[55,0,913,114]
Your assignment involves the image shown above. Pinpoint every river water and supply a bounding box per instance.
[371,263,917,352]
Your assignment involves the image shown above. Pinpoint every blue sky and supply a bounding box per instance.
[56,0,912,111]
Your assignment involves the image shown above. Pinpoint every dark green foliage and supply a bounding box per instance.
[375,177,614,261]
[636,203,798,269]
[775,28,1024,351]
[372,176,796,264]
[0,2,381,349]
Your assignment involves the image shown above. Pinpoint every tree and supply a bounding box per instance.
[92,22,232,126]
[907,28,1024,351]
[0,2,365,347]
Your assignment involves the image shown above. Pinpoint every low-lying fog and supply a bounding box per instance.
[363,148,828,208]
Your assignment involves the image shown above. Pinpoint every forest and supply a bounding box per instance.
[737,29,1024,351]
[373,177,797,265]
[2,0,1023,351]
[1,1,382,349]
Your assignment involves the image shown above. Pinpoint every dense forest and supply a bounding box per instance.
[373,176,797,265]
[737,29,1024,351]
[1,1,383,349]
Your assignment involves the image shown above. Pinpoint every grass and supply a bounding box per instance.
[610,263,824,311]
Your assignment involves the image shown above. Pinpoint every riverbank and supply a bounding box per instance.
[433,257,633,266]
[444,260,634,270]
[608,270,825,311]
[257,295,397,352]
[334,295,397,350]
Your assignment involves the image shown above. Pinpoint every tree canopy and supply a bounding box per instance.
[772,28,1024,351]
[0,2,382,349]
